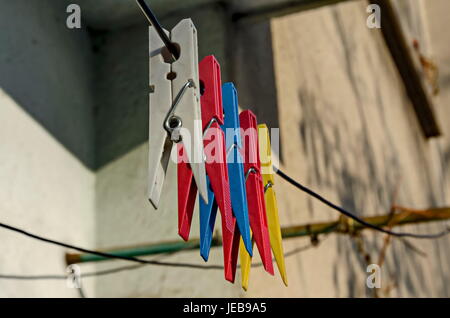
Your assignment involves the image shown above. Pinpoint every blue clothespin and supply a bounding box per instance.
[199,82,253,261]
[199,175,218,260]
[222,83,252,256]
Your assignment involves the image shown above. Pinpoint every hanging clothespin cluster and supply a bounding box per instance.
[147,16,287,290]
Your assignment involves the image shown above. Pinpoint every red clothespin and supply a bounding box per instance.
[239,110,274,275]
[178,55,238,282]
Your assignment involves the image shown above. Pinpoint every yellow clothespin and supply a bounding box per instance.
[258,124,287,287]
[239,124,287,290]
[239,236,253,291]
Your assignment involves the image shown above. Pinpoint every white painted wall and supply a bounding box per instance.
[0,0,96,297]
[0,89,96,297]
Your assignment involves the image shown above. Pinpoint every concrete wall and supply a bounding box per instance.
[0,88,96,297]
[0,0,449,297]
[0,0,96,168]
[244,0,450,297]
[91,0,450,298]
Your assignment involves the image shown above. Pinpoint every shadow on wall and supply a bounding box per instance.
[290,6,450,297]
[231,20,282,162]
[90,23,149,169]
[0,0,96,168]
[296,61,450,299]
[298,84,450,297]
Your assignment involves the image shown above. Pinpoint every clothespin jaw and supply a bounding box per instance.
[199,176,218,260]
[221,83,252,255]
[177,152,197,240]
[258,124,288,287]
[239,236,254,291]
[148,19,208,209]
[239,110,274,276]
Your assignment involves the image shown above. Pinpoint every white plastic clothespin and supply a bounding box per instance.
[148,19,208,209]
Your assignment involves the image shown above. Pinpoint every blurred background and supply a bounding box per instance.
[0,0,449,297]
